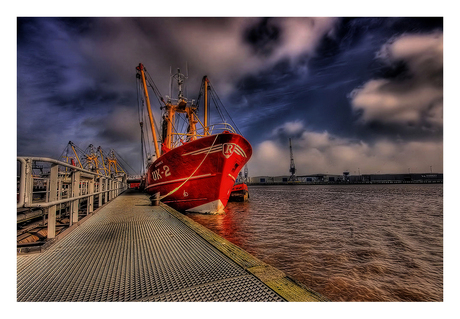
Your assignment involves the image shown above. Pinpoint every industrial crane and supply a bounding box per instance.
[59,141,131,177]
[289,138,296,181]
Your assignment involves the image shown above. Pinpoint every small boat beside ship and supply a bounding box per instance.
[136,63,252,214]
[229,182,249,202]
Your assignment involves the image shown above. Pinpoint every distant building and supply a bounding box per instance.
[249,173,442,184]
[297,174,343,183]
[250,176,291,184]
[356,173,443,183]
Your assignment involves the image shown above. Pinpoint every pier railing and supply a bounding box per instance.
[17,157,127,240]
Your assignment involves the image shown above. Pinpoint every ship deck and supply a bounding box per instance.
[17,189,326,302]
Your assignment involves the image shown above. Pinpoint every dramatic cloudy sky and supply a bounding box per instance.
[17,17,444,176]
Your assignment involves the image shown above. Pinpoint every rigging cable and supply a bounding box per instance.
[143,67,165,146]
[113,150,137,175]
[209,82,242,135]
[137,77,153,160]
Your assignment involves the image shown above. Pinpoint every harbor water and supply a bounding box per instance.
[187,184,443,301]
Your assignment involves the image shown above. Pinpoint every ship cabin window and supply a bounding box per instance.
[282,178,288,182]
[260,178,266,183]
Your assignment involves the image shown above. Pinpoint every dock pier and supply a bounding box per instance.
[17,189,327,302]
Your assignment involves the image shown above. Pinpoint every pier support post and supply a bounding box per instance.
[70,171,81,225]
[152,192,160,206]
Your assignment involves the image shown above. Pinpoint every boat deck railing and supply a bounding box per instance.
[171,123,238,147]
[17,156,128,240]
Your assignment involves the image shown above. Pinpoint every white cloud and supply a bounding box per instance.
[350,32,443,128]
[272,120,305,136]
[270,18,338,64]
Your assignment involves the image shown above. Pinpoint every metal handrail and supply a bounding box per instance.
[18,157,123,208]
[170,123,238,149]
[17,156,128,240]
[172,123,237,137]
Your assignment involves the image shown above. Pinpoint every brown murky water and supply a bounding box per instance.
[187,184,443,301]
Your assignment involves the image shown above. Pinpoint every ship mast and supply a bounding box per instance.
[136,64,216,157]
[137,63,161,159]
[163,68,199,150]
[204,76,209,135]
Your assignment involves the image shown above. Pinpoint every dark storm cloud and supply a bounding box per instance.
[17,18,139,160]
[244,18,281,57]
[234,17,443,145]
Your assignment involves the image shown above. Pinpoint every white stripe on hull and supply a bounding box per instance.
[182,144,223,156]
[146,173,214,189]
[181,143,247,158]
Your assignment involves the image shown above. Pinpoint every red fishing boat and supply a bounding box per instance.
[136,64,252,213]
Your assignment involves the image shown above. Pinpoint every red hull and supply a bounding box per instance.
[145,132,252,213]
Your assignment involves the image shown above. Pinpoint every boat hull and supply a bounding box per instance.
[144,132,252,213]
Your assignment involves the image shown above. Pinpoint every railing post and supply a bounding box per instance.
[97,177,102,208]
[24,158,33,206]
[88,177,94,214]
[17,158,26,208]
[47,163,58,239]
[70,171,81,225]
[106,179,110,202]
[109,180,114,200]
[57,179,62,201]
[104,178,109,203]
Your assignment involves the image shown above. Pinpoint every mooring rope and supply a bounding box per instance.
[158,133,220,200]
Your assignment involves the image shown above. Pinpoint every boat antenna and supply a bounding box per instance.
[185,62,188,97]
[169,66,172,100]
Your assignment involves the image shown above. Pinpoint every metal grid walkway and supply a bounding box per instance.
[17,191,285,302]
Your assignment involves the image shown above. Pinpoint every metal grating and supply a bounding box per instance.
[143,275,285,302]
[17,192,285,302]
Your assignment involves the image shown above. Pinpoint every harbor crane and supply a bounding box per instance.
[289,138,296,181]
